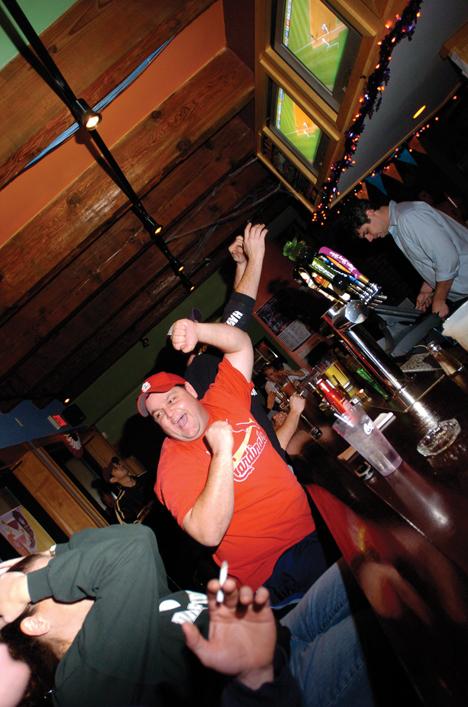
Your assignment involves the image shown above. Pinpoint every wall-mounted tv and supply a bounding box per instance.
[273,0,361,111]
[269,82,329,174]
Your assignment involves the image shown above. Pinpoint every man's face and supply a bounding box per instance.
[145,385,209,441]
[357,209,389,242]
[110,463,130,483]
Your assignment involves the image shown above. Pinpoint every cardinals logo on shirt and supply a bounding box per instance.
[231,419,267,482]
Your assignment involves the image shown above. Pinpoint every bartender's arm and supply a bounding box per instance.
[431,279,453,319]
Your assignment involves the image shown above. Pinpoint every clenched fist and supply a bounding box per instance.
[289,392,306,414]
[228,235,247,264]
[205,420,234,456]
[170,319,199,353]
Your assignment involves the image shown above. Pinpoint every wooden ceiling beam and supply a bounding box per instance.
[0,0,215,187]
[0,116,254,378]
[0,48,253,316]
[5,163,274,403]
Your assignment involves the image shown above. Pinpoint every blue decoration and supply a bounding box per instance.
[397,148,418,165]
[364,173,387,195]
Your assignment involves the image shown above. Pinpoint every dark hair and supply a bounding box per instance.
[262,360,282,373]
[342,199,380,236]
[0,555,58,705]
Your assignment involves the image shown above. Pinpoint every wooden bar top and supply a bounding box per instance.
[302,364,468,706]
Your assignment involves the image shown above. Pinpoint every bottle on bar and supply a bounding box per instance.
[426,341,464,377]
[316,376,350,416]
[335,348,390,401]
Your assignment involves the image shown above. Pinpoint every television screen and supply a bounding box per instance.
[270,83,328,173]
[274,0,360,110]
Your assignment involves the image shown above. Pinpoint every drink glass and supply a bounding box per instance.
[333,404,402,476]
[416,418,461,459]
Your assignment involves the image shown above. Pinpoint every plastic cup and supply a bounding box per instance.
[333,405,402,476]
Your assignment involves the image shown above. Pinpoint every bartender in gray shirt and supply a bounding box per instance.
[345,199,468,319]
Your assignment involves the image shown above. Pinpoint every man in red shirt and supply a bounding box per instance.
[137,317,327,606]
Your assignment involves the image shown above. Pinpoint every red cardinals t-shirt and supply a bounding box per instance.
[155,359,315,588]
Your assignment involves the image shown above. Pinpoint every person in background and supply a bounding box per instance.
[0,524,378,707]
[101,456,154,525]
[263,361,309,411]
[345,198,468,318]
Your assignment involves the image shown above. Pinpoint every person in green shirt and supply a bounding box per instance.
[0,524,377,707]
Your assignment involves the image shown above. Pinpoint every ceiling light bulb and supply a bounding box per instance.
[74,98,101,130]
[85,112,101,130]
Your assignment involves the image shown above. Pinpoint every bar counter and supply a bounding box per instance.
[302,362,468,706]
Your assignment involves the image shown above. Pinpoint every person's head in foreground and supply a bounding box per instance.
[1,554,70,705]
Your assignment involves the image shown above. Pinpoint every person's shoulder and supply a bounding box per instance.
[395,200,439,235]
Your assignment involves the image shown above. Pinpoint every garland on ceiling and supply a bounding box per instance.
[313,0,424,225]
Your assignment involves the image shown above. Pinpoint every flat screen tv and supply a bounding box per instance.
[269,82,329,174]
[273,0,361,111]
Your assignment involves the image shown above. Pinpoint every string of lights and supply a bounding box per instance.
[328,90,461,219]
[313,0,424,225]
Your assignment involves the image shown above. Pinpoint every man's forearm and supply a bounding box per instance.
[235,253,264,299]
[194,322,253,381]
[194,321,249,352]
[183,452,234,546]
[419,280,433,294]
[0,573,31,624]
[233,261,247,290]
[275,410,301,450]
[432,279,453,317]
[433,279,453,302]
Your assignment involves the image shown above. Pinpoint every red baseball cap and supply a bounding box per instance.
[136,372,187,417]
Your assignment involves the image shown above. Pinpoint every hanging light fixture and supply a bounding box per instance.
[73,98,102,130]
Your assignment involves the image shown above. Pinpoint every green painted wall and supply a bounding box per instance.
[0,0,76,69]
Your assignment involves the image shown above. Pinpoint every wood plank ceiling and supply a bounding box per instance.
[0,0,278,412]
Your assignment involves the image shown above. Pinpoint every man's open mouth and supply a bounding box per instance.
[176,413,188,429]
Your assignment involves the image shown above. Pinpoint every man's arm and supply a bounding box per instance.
[222,223,267,331]
[415,280,434,312]
[0,571,30,625]
[431,279,453,318]
[27,526,169,690]
[274,393,306,451]
[231,223,267,298]
[172,319,253,382]
[182,421,235,546]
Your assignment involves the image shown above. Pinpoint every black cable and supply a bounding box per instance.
[3,0,80,109]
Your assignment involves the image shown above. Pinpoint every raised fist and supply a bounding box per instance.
[228,235,246,264]
[205,420,234,456]
[289,392,306,414]
[170,319,199,353]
